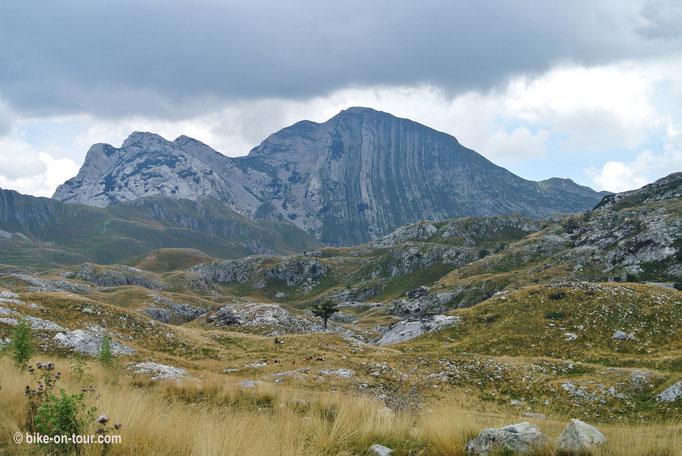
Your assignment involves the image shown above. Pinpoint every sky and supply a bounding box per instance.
[1,0,681,197]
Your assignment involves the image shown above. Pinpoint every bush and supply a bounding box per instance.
[6,316,34,370]
[34,389,95,455]
[674,280,682,291]
[548,291,566,300]
[544,311,566,320]
[626,273,639,283]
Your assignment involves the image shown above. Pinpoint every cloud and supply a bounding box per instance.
[0,136,78,197]
[480,127,550,162]
[586,120,682,191]
[0,0,680,119]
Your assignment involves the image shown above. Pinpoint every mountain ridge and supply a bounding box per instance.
[53,107,607,245]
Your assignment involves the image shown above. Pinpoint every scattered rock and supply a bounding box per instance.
[466,422,549,456]
[0,315,65,331]
[369,444,394,456]
[557,419,606,453]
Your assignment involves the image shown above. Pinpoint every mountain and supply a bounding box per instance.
[0,188,321,270]
[53,107,606,246]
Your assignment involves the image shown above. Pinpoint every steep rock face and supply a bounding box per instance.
[53,132,263,214]
[240,108,604,245]
[53,108,605,246]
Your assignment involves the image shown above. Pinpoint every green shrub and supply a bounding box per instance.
[544,311,566,320]
[34,389,95,455]
[548,291,566,300]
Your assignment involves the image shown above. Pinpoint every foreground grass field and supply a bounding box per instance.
[1,358,680,456]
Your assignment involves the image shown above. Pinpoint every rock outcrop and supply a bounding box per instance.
[54,330,135,356]
[69,264,165,290]
[376,315,460,345]
[264,259,327,287]
[189,257,265,284]
[657,382,682,402]
[207,303,322,336]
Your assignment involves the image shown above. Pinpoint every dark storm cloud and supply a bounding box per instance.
[0,0,680,119]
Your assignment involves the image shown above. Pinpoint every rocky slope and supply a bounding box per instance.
[0,188,321,268]
[53,107,605,246]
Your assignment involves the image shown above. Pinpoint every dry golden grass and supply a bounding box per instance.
[1,357,681,456]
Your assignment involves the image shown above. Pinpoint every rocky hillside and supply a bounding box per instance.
[53,107,605,246]
[0,188,321,269]
[160,173,680,326]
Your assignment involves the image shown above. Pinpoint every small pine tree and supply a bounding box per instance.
[98,335,115,366]
[8,316,34,370]
[311,301,339,330]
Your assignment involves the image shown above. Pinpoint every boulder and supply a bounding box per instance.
[54,330,135,356]
[466,422,549,456]
[128,362,191,381]
[557,419,606,453]
[369,444,394,456]
[656,382,682,402]
[612,330,627,340]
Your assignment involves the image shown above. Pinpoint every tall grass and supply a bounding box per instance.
[1,357,680,455]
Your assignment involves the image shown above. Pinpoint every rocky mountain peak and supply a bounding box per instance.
[53,108,607,245]
[121,131,168,149]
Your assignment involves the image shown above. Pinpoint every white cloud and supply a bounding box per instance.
[586,120,682,191]
[0,136,78,197]
[587,160,650,192]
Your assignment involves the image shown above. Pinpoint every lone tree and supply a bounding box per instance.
[6,316,34,369]
[311,300,339,330]
[98,335,115,366]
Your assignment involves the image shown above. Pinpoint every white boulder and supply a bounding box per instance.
[557,419,606,452]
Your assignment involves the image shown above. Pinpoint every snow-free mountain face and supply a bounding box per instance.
[53,107,606,246]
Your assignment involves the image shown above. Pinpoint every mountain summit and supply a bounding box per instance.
[53,107,605,245]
